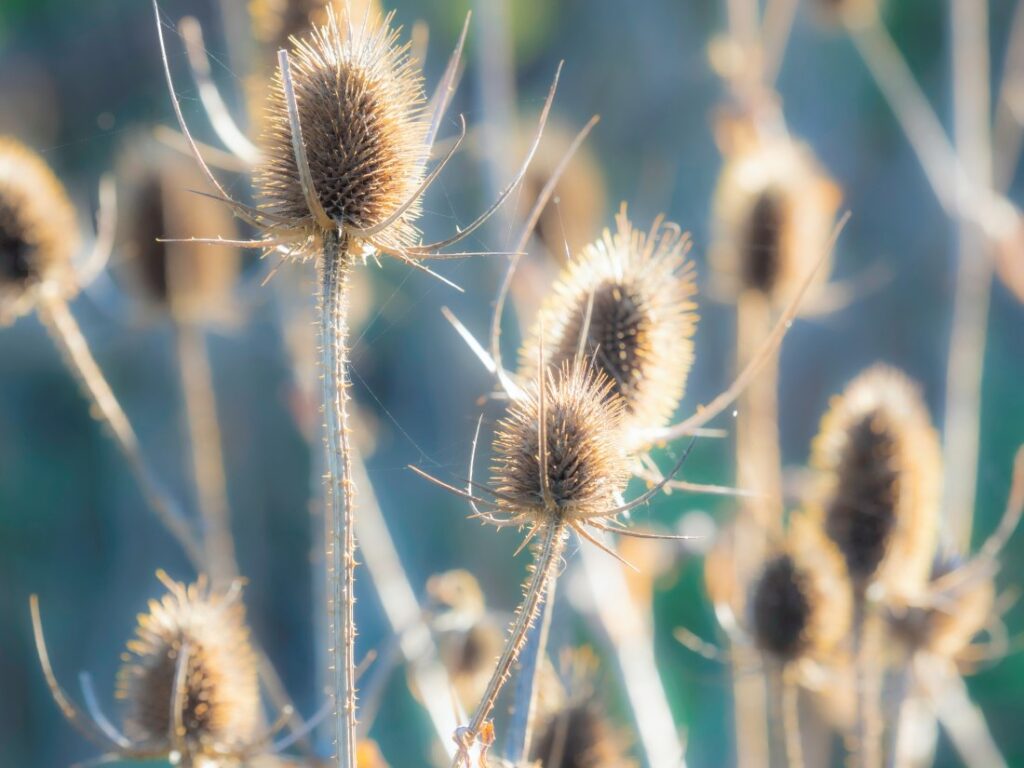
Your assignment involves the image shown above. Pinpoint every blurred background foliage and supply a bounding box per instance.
[0,0,1022,766]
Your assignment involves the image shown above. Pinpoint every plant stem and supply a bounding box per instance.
[37,292,203,566]
[175,321,238,588]
[320,231,358,768]
[455,521,567,767]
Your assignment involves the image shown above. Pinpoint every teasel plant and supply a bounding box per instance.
[411,353,698,766]
[822,0,1024,560]
[29,571,317,767]
[153,1,569,764]
[806,364,944,768]
[680,511,853,768]
[0,137,213,564]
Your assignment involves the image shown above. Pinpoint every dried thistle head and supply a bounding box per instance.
[709,128,841,307]
[491,361,631,527]
[116,137,241,323]
[520,206,699,440]
[748,515,852,663]
[116,571,260,757]
[809,365,943,600]
[0,136,79,324]
[253,6,428,257]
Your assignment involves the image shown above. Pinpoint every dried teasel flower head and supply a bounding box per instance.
[520,205,699,440]
[491,361,631,527]
[709,126,841,307]
[253,6,429,258]
[115,136,241,324]
[115,571,260,757]
[809,365,942,601]
[0,136,79,325]
[748,514,853,663]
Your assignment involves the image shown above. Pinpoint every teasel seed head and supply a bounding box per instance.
[709,130,841,307]
[748,515,852,662]
[809,365,943,600]
[530,700,633,768]
[253,7,429,258]
[520,205,699,439]
[249,0,379,54]
[115,571,260,756]
[116,137,241,323]
[0,136,79,325]
[492,361,631,527]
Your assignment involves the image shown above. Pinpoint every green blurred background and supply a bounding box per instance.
[1,0,1022,766]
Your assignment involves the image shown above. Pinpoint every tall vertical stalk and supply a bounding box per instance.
[320,231,358,768]
[455,521,567,767]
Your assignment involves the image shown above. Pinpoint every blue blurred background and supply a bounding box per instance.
[1,0,1023,766]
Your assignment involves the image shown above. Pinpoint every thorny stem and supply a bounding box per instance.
[320,230,358,768]
[37,291,203,567]
[175,322,238,588]
[504,568,558,763]
[454,521,567,767]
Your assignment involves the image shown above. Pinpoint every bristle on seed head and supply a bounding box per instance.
[491,362,630,526]
[116,572,259,756]
[710,132,840,306]
[810,365,942,600]
[521,205,699,440]
[254,6,428,257]
[0,136,79,325]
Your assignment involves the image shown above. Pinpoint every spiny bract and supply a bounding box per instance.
[521,205,698,439]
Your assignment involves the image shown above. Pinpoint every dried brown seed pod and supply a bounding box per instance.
[116,571,260,756]
[710,130,841,307]
[520,206,698,439]
[530,700,633,768]
[253,7,428,257]
[491,362,631,527]
[809,365,942,600]
[0,136,79,325]
[115,137,241,323]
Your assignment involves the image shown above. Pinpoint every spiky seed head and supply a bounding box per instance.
[116,138,240,323]
[254,8,428,257]
[809,365,942,600]
[492,362,630,526]
[748,515,852,662]
[710,131,841,307]
[521,206,699,440]
[116,572,259,756]
[0,136,79,325]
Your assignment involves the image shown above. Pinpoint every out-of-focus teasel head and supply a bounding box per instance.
[116,572,260,755]
[491,361,631,530]
[709,126,841,309]
[115,136,241,325]
[808,364,943,602]
[530,700,633,768]
[249,0,380,58]
[423,569,505,712]
[30,572,297,766]
[747,515,852,665]
[702,514,852,669]
[0,136,80,325]
[519,206,698,442]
